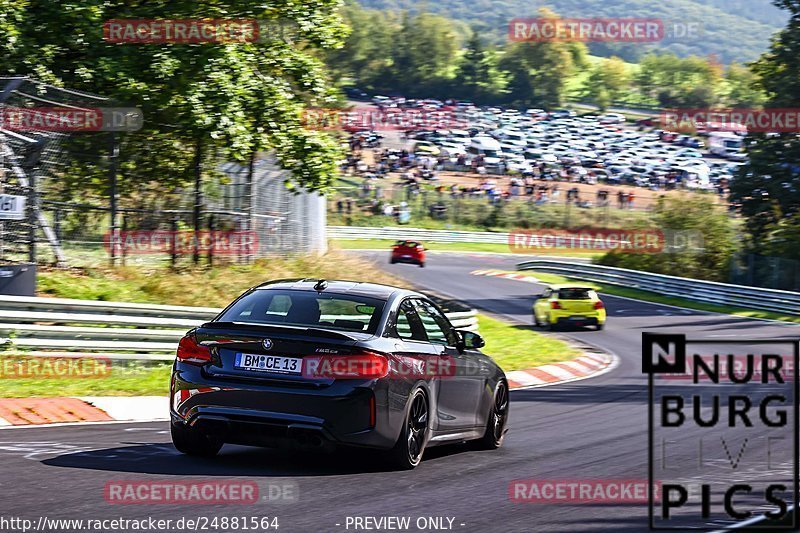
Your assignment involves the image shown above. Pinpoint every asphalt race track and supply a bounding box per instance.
[1,250,798,532]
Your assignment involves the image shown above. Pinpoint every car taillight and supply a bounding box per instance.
[303,351,389,379]
[550,301,562,309]
[594,301,605,310]
[176,334,212,365]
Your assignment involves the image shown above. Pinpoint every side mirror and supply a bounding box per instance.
[456,329,485,350]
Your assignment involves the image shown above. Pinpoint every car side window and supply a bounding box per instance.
[395,300,428,342]
[412,299,457,346]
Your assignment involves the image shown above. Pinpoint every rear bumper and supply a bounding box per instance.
[176,406,339,452]
[170,363,402,450]
[392,254,424,264]
[550,310,606,326]
[555,316,600,326]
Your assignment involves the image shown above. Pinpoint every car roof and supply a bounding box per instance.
[547,284,597,291]
[255,279,420,300]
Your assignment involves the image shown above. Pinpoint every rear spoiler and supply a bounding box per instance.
[199,321,361,341]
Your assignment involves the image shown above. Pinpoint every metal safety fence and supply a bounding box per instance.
[517,260,800,316]
[0,294,479,360]
[0,77,327,270]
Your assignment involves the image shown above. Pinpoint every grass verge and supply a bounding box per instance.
[478,314,581,371]
[524,271,800,324]
[20,253,584,397]
[0,359,172,398]
[37,251,408,306]
[332,239,602,258]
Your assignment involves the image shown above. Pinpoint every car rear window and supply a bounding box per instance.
[217,289,386,334]
[558,288,593,300]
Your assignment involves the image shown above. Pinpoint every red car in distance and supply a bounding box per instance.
[390,240,426,268]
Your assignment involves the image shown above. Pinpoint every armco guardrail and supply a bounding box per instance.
[330,226,509,244]
[0,295,479,360]
[517,260,800,316]
[330,226,640,250]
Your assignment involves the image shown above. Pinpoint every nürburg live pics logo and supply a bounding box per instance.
[643,333,799,530]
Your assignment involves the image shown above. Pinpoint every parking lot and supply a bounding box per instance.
[343,96,745,210]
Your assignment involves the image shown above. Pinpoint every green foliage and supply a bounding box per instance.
[0,357,173,398]
[329,190,657,231]
[37,251,407,307]
[723,62,767,108]
[583,56,630,108]
[730,0,800,259]
[452,31,509,103]
[329,4,586,106]
[596,195,737,282]
[3,0,349,200]
[331,4,767,110]
[635,53,723,107]
[477,314,581,370]
[357,0,785,64]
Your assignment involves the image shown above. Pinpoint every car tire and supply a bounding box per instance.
[390,258,396,264]
[419,262,425,268]
[596,322,605,331]
[547,317,557,331]
[474,380,509,450]
[387,388,429,470]
[171,423,222,457]
[533,312,542,327]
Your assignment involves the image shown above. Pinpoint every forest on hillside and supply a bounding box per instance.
[357,0,786,63]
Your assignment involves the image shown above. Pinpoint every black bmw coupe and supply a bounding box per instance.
[170,279,509,469]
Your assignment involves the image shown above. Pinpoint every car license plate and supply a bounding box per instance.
[234,353,302,375]
[569,315,586,321]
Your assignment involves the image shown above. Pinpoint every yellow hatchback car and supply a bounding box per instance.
[533,284,606,331]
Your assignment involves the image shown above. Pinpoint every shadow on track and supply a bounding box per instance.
[633,315,800,335]
[556,513,655,533]
[41,438,477,477]
[511,383,647,406]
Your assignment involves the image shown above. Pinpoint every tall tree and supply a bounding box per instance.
[2,0,349,196]
[730,0,800,257]
[452,30,507,103]
[326,4,398,87]
[498,8,582,109]
[635,53,722,107]
[385,11,460,97]
[723,62,766,108]
[584,56,630,108]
